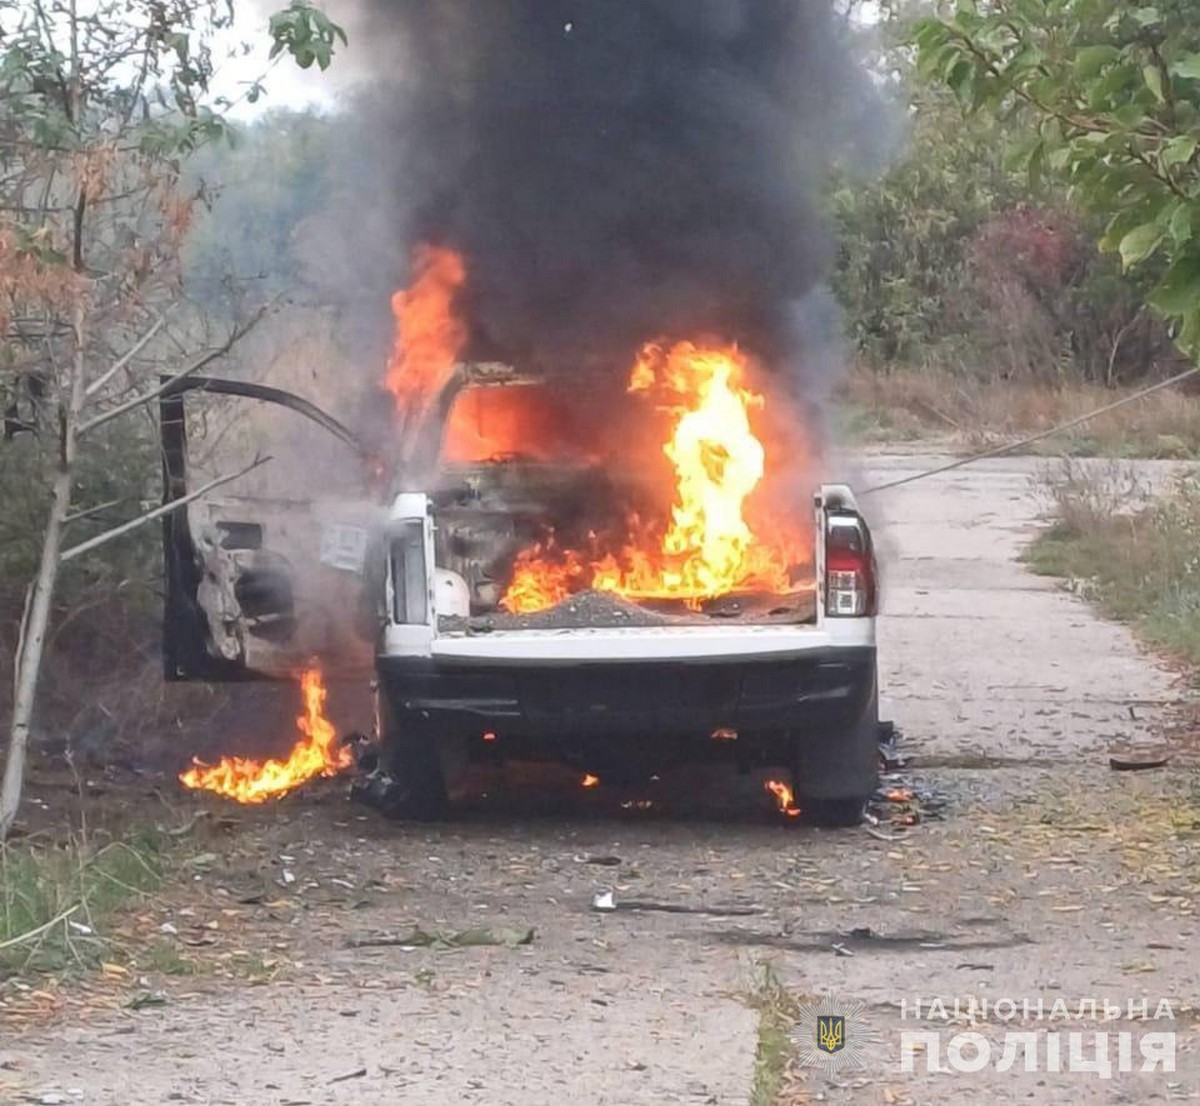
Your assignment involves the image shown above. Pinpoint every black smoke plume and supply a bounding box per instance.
[322,0,889,386]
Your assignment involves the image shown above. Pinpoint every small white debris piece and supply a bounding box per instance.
[67,921,93,936]
[593,891,617,913]
[160,922,178,936]
[282,869,296,886]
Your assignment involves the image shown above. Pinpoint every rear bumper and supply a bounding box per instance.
[376,646,876,748]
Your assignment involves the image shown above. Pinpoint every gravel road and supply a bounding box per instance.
[7,454,1198,1105]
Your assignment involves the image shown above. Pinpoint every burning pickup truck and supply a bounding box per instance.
[162,344,878,827]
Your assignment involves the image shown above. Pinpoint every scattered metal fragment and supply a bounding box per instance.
[867,772,946,829]
[328,1069,368,1085]
[614,900,764,918]
[1109,751,1170,772]
[831,942,854,957]
[593,891,617,912]
[350,770,407,815]
[878,721,906,771]
[346,927,534,950]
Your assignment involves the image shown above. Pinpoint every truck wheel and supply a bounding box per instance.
[378,713,449,822]
[801,798,867,828]
[792,678,879,829]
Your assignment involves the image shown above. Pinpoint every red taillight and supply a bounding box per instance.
[826,515,877,618]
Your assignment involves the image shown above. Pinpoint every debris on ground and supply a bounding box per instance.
[328,1068,368,1085]
[865,721,945,830]
[592,891,617,912]
[345,927,534,950]
[1109,748,1171,772]
[878,721,906,771]
[610,900,764,918]
[866,776,946,831]
[349,770,406,816]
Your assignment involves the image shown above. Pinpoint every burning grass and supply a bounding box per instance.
[1026,463,1200,668]
[839,364,1200,458]
[0,832,166,977]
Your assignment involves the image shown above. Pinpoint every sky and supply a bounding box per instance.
[211,0,350,118]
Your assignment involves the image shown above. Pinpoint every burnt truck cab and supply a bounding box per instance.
[161,365,879,825]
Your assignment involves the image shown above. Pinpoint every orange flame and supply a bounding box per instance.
[179,669,353,805]
[442,383,597,464]
[765,779,801,819]
[386,245,468,426]
[502,341,807,613]
[582,773,601,789]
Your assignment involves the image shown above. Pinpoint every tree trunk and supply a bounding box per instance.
[0,298,85,840]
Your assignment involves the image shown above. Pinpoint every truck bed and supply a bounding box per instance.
[437,587,818,634]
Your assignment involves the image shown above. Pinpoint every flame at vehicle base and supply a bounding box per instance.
[766,779,802,819]
[179,669,353,805]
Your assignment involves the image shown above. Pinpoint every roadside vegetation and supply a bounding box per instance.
[747,963,804,1106]
[0,832,167,977]
[1027,464,1200,669]
[838,366,1200,456]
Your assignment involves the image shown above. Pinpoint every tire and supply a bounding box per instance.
[791,670,879,826]
[801,797,867,828]
[377,704,449,822]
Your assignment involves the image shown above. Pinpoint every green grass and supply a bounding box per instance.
[0,830,168,977]
[747,963,803,1106]
[1025,470,1200,667]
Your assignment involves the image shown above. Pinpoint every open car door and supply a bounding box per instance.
[160,377,386,682]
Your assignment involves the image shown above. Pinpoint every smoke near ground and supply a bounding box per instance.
[310,0,892,390]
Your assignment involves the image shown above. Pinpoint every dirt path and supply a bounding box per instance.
[6,454,1198,1105]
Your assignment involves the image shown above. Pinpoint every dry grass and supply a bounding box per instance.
[747,962,804,1106]
[838,365,1200,458]
[1025,461,1200,668]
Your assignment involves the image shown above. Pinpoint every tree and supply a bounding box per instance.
[0,0,345,838]
[912,1,1200,359]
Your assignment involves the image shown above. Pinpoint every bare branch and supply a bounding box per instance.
[59,455,272,564]
[76,305,269,436]
[0,904,80,952]
[84,312,167,397]
[64,497,126,525]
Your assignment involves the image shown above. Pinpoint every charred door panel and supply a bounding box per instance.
[160,378,382,682]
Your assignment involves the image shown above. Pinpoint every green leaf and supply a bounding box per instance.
[1143,65,1164,103]
[1076,45,1121,78]
[1172,55,1200,81]
[1150,256,1200,315]
[1119,223,1166,269]
[1162,135,1197,169]
[1169,204,1194,247]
